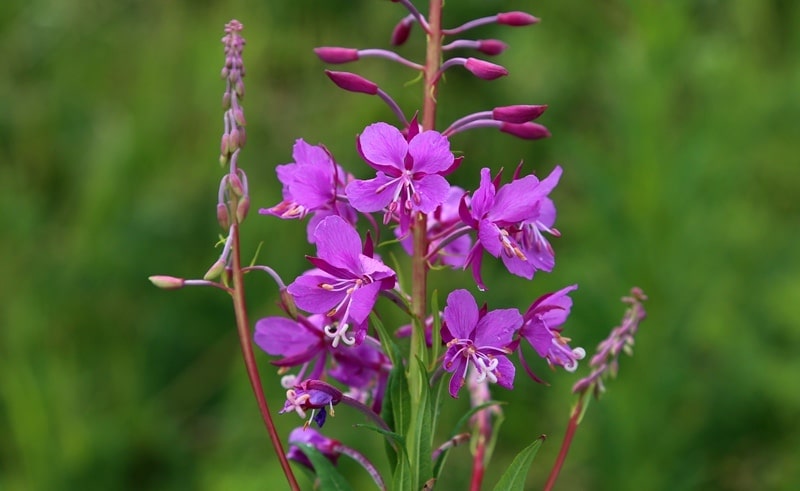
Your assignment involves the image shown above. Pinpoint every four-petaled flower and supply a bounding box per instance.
[259,139,357,243]
[441,289,522,398]
[287,215,397,347]
[517,284,585,382]
[461,166,562,290]
[281,379,343,428]
[346,122,456,233]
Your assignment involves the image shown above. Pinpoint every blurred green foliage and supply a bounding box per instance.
[2,0,799,489]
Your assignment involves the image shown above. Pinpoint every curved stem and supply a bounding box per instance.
[230,222,301,490]
[543,393,586,491]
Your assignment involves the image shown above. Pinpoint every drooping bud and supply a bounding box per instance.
[236,196,250,224]
[314,47,360,64]
[497,11,540,26]
[492,105,548,123]
[148,275,185,290]
[204,259,226,281]
[391,16,414,46]
[477,39,508,56]
[217,202,231,229]
[499,122,551,140]
[325,70,379,95]
[464,58,508,80]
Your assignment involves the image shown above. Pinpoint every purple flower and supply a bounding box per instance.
[259,139,356,243]
[255,313,330,383]
[287,427,341,470]
[518,285,585,381]
[281,379,343,428]
[441,289,522,398]
[396,186,472,268]
[287,215,396,347]
[461,166,562,289]
[345,122,455,232]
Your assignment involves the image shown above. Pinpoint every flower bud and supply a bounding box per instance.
[391,17,414,46]
[324,70,379,95]
[217,203,230,229]
[492,105,548,123]
[220,134,230,155]
[233,107,246,126]
[236,196,250,224]
[228,173,245,197]
[314,47,359,64]
[497,11,540,26]
[499,122,551,140]
[204,259,226,280]
[148,275,185,290]
[464,58,508,80]
[477,39,508,56]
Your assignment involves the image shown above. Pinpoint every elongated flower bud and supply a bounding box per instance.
[391,16,414,46]
[314,47,359,64]
[499,122,550,140]
[464,58,508,80]
[497,11,540,26]
[148,275,185,290]
[492,104,548,123]
[325,70,379,95]
[478,39,508,56]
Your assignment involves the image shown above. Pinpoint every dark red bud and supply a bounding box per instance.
[325,70,379,95]
[497,11,540,26]
[391,18,413,46]
[477,39,508,56]
[464,58,508,80]
[314,47,360,64]
[499,122,551,140]
[492,105,548,123]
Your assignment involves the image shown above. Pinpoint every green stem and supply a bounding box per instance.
[405,2,444,488]
[230,221,301,491]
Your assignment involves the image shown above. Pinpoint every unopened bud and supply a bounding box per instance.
[149,275,185,290]
[222,92,231,109]
[477,39,508,56]
[325,70,379,95]
[236,196,250,224]
[217,203,231,229]
[391,17,414,46]
[237,127,247,147]
[234,108,246,126]
[228,173,245,196]
[497,11,540,26]
[220,134,230,155]
[204,259,226,281]
[492,105,548,123]
[464,58,508,80]
[314,47,359,64]
[499,122,551,140]
[228,128,240,151]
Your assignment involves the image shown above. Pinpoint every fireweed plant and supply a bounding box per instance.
[151,3,647,490]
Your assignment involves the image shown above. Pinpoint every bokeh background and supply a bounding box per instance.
[2,0,799,489]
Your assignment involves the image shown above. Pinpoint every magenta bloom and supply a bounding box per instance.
[346,122,455,232]
[441,289,522,398]
[462,166,562,289]
[259,139,356,243]
[287,216,396,347]
[281,379,343,428]
[287,427,341,470]
[518,285,585,381]
[396,186,472,268]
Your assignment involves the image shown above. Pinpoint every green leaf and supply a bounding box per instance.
[490,436,546,491]
[370,312,404,369]
[431,401,506,479]
[296,443,354,491]
[407,356,434,489]
[353,423,406,448]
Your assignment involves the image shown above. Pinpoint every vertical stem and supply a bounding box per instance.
[406,2,444,488]
[543,394,585,491]
[230,222,301,491]
[469,410,489,491]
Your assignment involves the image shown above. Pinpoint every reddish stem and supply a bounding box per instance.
[469,410,489,491]
[230,222,301,491]
[543,394,585,491]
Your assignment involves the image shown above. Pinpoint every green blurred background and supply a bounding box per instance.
[2,0,799,489]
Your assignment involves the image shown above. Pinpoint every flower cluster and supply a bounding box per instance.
[149,4,644,490]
